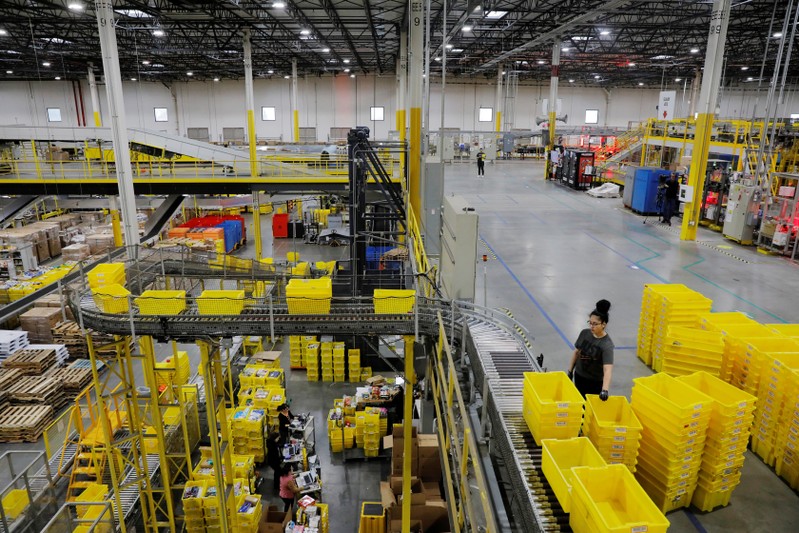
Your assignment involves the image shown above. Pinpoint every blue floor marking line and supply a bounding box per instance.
[584,232,669,283]
[529,210,547,225]
[681,258,787,323]
[506,194,518,204]
[683,509,709,533]
[494,212,509,225]
[476,194,488,203]
[480,235,575,349]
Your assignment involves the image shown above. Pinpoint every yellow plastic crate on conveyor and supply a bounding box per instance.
[135,290,187,315]
[569,464,669,533]
[541,437,606,513]
[91,283,130,314]
[87,263,126,289]
[286,277,332,314]
[373,288,416,314]
[197,289,245,315]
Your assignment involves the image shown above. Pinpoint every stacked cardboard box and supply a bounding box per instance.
[62,244,91,261]
[19,307,63,343]
[388,424,418,477]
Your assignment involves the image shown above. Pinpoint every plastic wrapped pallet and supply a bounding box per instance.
[62,243,91,262]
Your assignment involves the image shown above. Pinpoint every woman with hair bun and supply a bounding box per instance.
[567,299,615,400]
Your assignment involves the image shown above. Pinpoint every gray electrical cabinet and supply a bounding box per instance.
[440,195,479,301]
[722,183,756,245]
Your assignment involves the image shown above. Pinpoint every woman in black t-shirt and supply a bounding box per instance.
[568,300,615,400]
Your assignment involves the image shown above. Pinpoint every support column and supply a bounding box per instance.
[544,39,561,180]
[87,65,102,127]
[397,32,408,174]
[401,335,416,533]
[409,0,424,221]
[244,30,262,260]
[291,58,300,142]
[681,0,731,241]
[94,0,139,249]
[495,64,503,132]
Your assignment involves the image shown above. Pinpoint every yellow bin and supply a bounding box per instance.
[135,290,187,315]
[197,290,245,315]
[286,278,332,314]
[358,502,385,533]
[541,437,606,513]
[92,284,130,314]
[373,289,416,314]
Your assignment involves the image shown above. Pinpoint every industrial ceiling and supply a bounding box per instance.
[0,0,794,87]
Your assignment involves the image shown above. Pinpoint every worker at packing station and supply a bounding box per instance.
[476,147,486,176]
[661,172,680,226]
[277,403,294,446]
[567,299,614,400]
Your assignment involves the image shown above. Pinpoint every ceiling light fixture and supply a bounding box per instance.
[67,3,84,11]
[690,48,699,53]
[42,62,51,67]
[272,1,285,7]
[594,74,600,79]
[214,77,220,81]
[284,75,290,79]
[445,44,453,49]
[773,32,783,38]
[142,60,150,65]
[6,70,12,74]
[600,30,610,36]
[485,10,507,19]
[0,29,6,36]
[628,62,636,67]
[343,59,350,64]
[740,66,749,71]
[322,48,330,53]
[268,69,274,74]
[747,76,754,81]
[115,9,151,18]
[638,82,644,86]
[152,29,165,37]
[451,48,463,53]
[675,78,682,82]
[537,60,545,64]
[568,79,574,83]
[186,71,193,76]
[55,76,61,80]
[344,68,350,72]
[350,74,355,78]
[561,47,569,52]
[130,77,136,81]
[300,29,310,35]
[434,57,441,62]
[462,25,472,32]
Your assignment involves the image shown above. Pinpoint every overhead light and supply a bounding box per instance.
[747,76,754,81]
[473,4,482,12]
[268,69,274,74]
[638,82,644,86]
[214,77,220,81]
[485,10,507,19]
[451,48,463,53]
[142,60,150,65]
[561,47,569,52]
[130,77,136,81]
[186,71,193,76]
[571,36,590,41]
[740,66,749,71]
[67,2,84,11]
[350,74,355,78]
[462,25,472,32]
[152,29,165,37]
[300,29,310,36]
[322,48,330,53]
[55,76,61,80]
[675,78,682,82]
[773,32,783,38]
[651,55,673,60]
[284,75,290,79]
[42,62,51,67]
[344,68,350,72]
[445,44,453,49]
[594,74,600,79]
[272,1,285,7]
[343,59,350,64]
[568,79,574,83]
[537,60,545,65]
[6,70,12,74]
[690,48,699,53]
[628,62,636,67]
[115,9,151,18]
[434,57,441,62]
[0,29,6,36]
[600,30,610,36]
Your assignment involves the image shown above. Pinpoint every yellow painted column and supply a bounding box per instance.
[409,3,423,223]
[243,30,262,260]
[110,209,123,246]
[680,0,731,241]
[292,59,300,143]
[253,191,263,260]
[495,64,503,132]
[402,335,416,532]
[544,40,561,179]
[397,31,408,180]
[88,65,103,127]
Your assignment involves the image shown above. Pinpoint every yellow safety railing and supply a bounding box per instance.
[43,404,77,463]
[429,313,498,533]
[406,203,437,298]
[596,125,645,163]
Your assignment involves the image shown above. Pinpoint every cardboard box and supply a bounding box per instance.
[389,501,450,533]
[417,433,442,482]
[390,476,426,505]
[423,479,443,502]
[252,350,282,366]
[392,424,418,438]
[380,481,396,509]
[366,374,388,386]
[259,504,291,533]
[389,519,423,533]
[418,455,442,483]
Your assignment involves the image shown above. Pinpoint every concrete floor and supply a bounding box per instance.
[447,159,799,533]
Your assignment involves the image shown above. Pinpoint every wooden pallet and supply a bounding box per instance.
[2,348,57,375]
[51,321,120,359]
[50,366,93,399]
[0,368,24,393]
[6,375,65,411]
[0,404,54,443]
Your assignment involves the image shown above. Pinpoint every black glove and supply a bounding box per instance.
[600,390,609,401]
[567,369,573,380]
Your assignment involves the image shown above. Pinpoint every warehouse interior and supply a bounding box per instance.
[1,1,799,533]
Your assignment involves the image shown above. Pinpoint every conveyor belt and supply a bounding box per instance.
[464,315,571,532]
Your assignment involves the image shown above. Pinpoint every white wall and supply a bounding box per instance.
[3,77,799,141]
